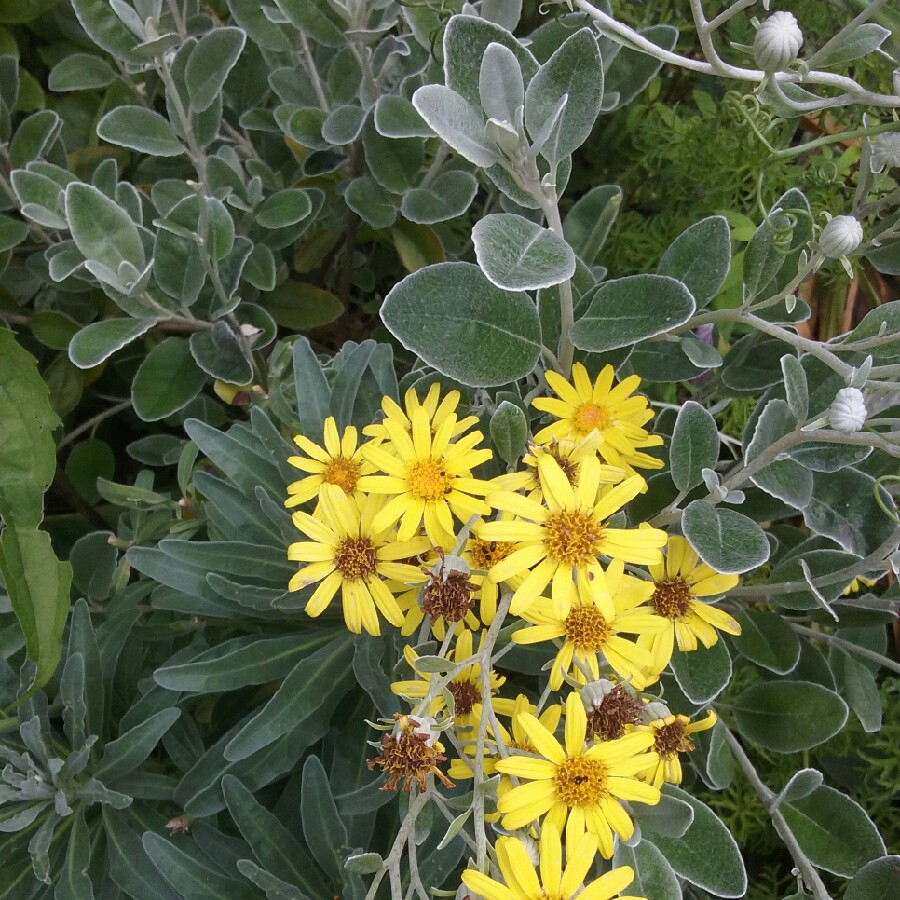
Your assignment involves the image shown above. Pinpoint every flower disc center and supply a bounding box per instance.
[544,510,602,566]
[654,719,694,758]
[323,457,361,493]
[448,679,481,717]
[573,403,610,435]
[468,538,515,571]
[564,605,611,652]
[333,537,377,582]
[554,756,608,806]
[408,459,452,501]
[651,578,693,619]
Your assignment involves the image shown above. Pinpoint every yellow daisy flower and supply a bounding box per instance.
[631,710,717,789]
[842,575,880,596]
[512,560,666,690]
[637,536,741,676]
[287,485,428,636]
[495,691,660,857]
[532,363,663,470]
[391,628,514,732]
[285,416,372,507]
[363,382,479,444]
[357,390,496,546]
[461,515,528,626]
[480,454,667,615]
[462,824,645,900]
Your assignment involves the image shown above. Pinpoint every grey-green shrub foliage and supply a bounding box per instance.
[1,0,899,897]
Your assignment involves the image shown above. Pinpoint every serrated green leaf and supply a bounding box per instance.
[381,262,541,388]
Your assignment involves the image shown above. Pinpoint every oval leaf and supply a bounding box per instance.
[130,336,206,421]
[97,106,185,157]
[69,318,156,369]
[670,401,718,492]
[381,262,542,387]
[682,501,770,575]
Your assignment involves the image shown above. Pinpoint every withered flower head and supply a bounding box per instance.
[584,682,643,742]
[368,714,455,792]
[420,553,477,625]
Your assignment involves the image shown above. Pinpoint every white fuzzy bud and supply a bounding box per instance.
[401,715,440,747]
[828,387,867,433]
[754,12,803,72]
[870,132,900,174]
[581,678,617,711]
[819,215,863,258]
[642,701,671,723]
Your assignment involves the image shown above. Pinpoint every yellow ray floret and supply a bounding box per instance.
[495,691,660,857]
[358,391,496,546]
[363,382,479,444]
[461,823,646,900]
[637,536,741,678]
[532,363,664,470]
[285,416,372,507]
[480,454,666,615]
[287,485,428,636]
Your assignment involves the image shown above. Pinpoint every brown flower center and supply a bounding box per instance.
[408,459,452,501]
[586,685,644,742]
[322,457,361,493]
[564,605,611,652]
[368,714,454,792]
[467,538,515,570]
[654,719,695,758]
[544,510,602,567]
[651,578,693,620]
[333,537,377,582]
[420,566,476,624]
[573,403,610,435]
[448,680,481,717]
[554,756,608,806]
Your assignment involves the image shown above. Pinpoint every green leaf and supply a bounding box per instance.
[570,275,695,353]
[131,337,206,421]
[361,121,423,194]
[345,176,397,230]
[223,775,328,896]
[401,171,478,226]
[657,215,731,308]
[813,24,890,67]
[648,785,746,897]
[745,399,811,510]
[104,809,182,900]
[70,0,144,64]
[260,283,343,331]
[153,634,331,693]
[224,634,354,761]
[9,110,62,168]
[443,14,538,109]
[781,355,808,420]
[614,840,682,900]
[322,104,366,145]
[54,807,93,900]
[64,183,144,275]
[381,261,541,387]
[732,609,800,674]
[97,106,185,157]
[670,401,718,492]
[69,531,117,601]
[301,756,349,884]
[682,501,770,575]
[670,638,731,704]
[772,768,824,809]
[524,28,603,164]
[602,23,676,109]
[142,833,251,900]
[562,184,621,266]
[68,318,155,369]
[95,708,181,782]
[732,681,848,752]
[829,647,882,732]
[473,213,575,291]
[479,42,524,125]
[412,85,497,168]
[0,213,29,253]
[48,53,116,91]
[490,401,528,466]
[189,323,253,384]
[374,94,433,139]
[274,0,345,47]
[845,856,900,900]
[782,785,885,876]
[256,189,312,229]
[292,338,330,445]
[185,27,246,113]
[632,790,695,839]
[64,439,114,506]
[236,862,305,900]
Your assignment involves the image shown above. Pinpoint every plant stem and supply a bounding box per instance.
[789,622,900,674]
[721,728,834,900]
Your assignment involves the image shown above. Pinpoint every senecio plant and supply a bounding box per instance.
[2,0,900,898]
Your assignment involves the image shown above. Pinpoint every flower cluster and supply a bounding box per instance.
[285,365,742,896]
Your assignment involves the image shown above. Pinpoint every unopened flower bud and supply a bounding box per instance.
[642,701,671,723]
[581,678,617,712]
[820,215,863,258]
[870,132,900,174]
[828,387,867,433]
[754,12,803,72]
